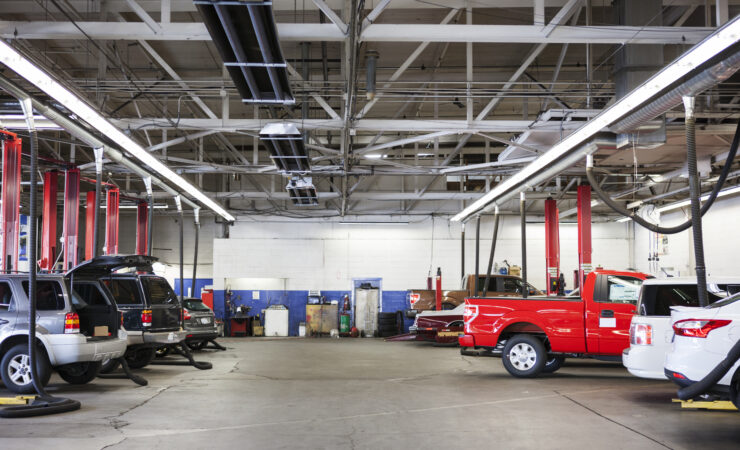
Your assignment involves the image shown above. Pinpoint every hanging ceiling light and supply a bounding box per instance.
[0,40,235,222]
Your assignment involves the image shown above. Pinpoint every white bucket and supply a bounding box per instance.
[298,323,306,337]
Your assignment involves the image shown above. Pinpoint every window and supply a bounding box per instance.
[72,283,110,308]
[0,282,14,309]
[141,277,179,305]
[602,276,643,304]
[502,278,524,293]
[183,299,211,312]
[104,279,143,305]
[22,280,65,310]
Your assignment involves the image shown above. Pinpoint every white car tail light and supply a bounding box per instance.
[463,304,479,334]
[630,323,653,345]
[673,319,732,338]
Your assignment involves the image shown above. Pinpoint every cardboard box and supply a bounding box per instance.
[253,325,264,336]
[94,326,109,337]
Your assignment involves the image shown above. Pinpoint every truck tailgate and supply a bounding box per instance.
[151,304,181,331]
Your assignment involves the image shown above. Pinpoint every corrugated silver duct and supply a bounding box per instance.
[611,49,740,134]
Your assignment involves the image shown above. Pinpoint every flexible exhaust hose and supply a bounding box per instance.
[586,118,740,235]
[482,209,500,296]
[684,97,708,307]
[677,338,740,400]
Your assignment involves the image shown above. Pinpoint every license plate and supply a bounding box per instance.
[438,331,462,337]
[200,317,211,324]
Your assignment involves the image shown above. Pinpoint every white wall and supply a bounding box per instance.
[633,195,740,277]
[212,215,632,291]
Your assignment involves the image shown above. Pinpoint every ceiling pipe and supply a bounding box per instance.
[611,48,740,134]
[0,73,199,210]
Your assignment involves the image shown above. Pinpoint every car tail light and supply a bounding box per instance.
[183,309,192,320]
[673,319,732,338]
[463,304,479,333]
[630,323,653,345]
[64,312,80,334]
[141,309,152,327]
[120,311,124,327]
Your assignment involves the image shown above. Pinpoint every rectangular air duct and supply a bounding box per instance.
[286,176,318,206]
[260,123,310,172]
[195,0,294,104]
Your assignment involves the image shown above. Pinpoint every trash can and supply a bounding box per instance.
[340,313,351,333]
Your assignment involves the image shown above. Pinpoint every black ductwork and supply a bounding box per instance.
[260,123,310,172]
[195,0,294,104]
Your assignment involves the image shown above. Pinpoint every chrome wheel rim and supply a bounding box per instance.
[8,354,33,386]
[508,343,537,371]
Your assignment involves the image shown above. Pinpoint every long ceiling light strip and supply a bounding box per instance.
[0,40,236,222]
[451,16,740,223]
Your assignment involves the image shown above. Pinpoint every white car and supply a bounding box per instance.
[664,292,740,407]
[623,277,740,379]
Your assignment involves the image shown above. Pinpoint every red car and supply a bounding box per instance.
[410,304,464,344]
[460,270,651,377]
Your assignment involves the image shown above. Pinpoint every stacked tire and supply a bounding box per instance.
[378,311,403,337]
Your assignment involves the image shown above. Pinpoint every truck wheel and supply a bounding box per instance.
[1,343,52,394]
[502,335,547,378]
[58,362,101,385]
[126,348,156,369]
[543,356,565,374]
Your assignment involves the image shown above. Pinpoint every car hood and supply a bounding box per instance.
[66,254,158,278]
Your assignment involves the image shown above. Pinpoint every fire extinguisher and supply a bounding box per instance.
[342,294,351,311]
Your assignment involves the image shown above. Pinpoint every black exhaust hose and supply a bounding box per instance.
[685,101,708,307]
[192,218,199,297]
[586,118,740,235]
[677,338,740,400]
[483,211,500,295]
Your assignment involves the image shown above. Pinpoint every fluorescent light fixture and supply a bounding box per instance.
[617,217,632,223]
[0,41,235,222]
[656,185,740,214]
[338,222,409,226]
[364,154,384,159]
[451,17,740,222]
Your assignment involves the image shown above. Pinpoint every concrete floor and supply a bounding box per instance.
[1,338,739,449]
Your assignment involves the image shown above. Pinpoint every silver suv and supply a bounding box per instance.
[0,258,129,394]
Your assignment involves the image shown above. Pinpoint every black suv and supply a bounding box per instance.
[98,256,186,371]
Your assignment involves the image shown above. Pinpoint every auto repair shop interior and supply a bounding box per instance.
[1,0,740,448]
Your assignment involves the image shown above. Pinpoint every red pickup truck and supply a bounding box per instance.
[459,270,651,378]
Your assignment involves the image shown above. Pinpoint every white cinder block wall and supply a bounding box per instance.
[632,195,740,277]
[211,215,633,292]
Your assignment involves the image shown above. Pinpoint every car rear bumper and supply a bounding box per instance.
[127,329,186,346]
[622,346,668,380]
[184,327,218,342]
[459,334,475,347]
[45,330,128,366]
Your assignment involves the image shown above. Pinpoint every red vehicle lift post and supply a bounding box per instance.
[136,201,148,255]
[105,188,120,255]
[544,198,560,296]
[1,134,22,272]
[62,169,80,271]
[85,191,95,260]
[435,267,442,311]
[577,185,593,289]
[39,171,58,272]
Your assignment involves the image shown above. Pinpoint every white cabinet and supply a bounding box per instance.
[264,305,289,337]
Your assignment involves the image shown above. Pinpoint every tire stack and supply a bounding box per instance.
[378,311,404,337]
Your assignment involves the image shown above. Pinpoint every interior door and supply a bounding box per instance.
[593,275,643,354]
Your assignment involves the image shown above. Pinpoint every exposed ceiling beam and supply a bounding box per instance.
[0,22,713,44]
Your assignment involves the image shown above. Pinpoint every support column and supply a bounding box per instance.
[40,171,58,272]
[460,223,465,281]
[62,168,80,271]
[105,188,120,255]
[136,201,148,255]
[577,185,593,288]
[1,136,22,273]
[474,216,480,296]
[520,192,528,299]
[544,197,560,296]
[85,192,96,261]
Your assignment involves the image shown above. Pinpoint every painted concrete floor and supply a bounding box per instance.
[1,338,739,449]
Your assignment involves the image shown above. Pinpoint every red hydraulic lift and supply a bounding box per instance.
[577,185,593,289]
[62,169,80,271]
[544,198,560,296]
[105,188,120,255]
[39,171,58,272]
[84,191,96,260]
[1,133,22,272]
[136,201,148,255]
